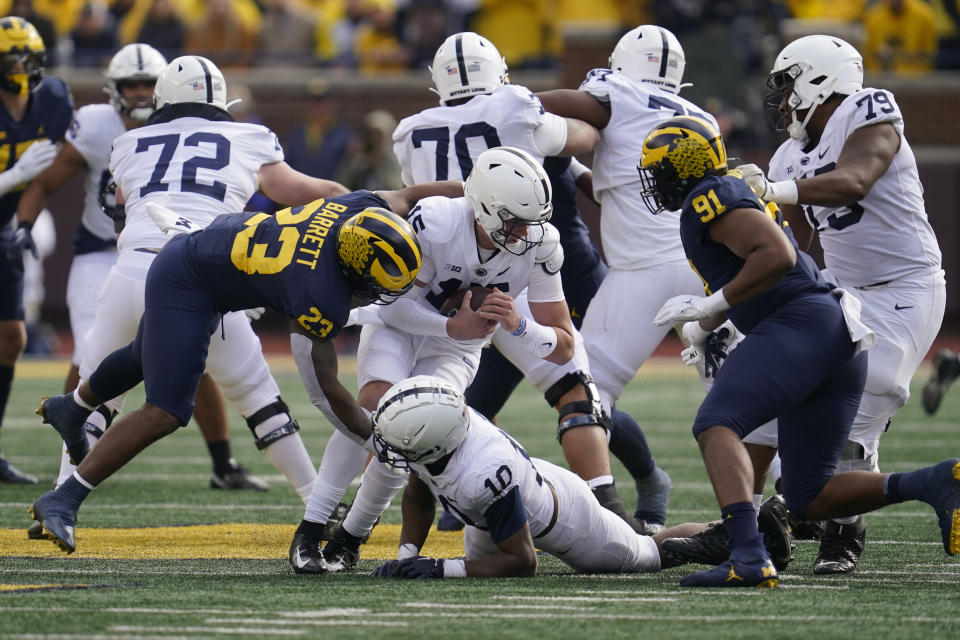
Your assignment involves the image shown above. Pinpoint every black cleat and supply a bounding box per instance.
[26,520,47,540]
[29,491,77,554]
[813,516,866,574]
[323,526,362,572]
[922,350,960,415]
[321,502,350,541]
[593,482,658,535]
[210,460,268,491]
[36,394,91,464]
[289,527,327,574]
[661,495,795,571]
[0,456,38,484]
[634,466,672,527]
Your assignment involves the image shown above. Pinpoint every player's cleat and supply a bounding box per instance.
[788,512,826,540]
[437,509,465,531]
[210,460,268,491]
[922,350,960,416]
[813,516,866,574]
[661,495,794,571]
[0,456,37,484]
[323,526,362,572]
[28,491,77,554]
[634,466,672,527]
[634,519,665,536]
[289,528,327,574]
[36,394,92,465]
[321,502,350,541]
[26,520,47,540]
[923,458,960,556]
[679,549,779,588]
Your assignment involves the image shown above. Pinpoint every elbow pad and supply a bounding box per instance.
[535,223,563,275]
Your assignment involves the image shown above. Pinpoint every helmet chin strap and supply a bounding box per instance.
[787,103,818,143]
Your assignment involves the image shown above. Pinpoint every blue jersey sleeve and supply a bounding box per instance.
[483,486,528,544]
[37,77,75,141]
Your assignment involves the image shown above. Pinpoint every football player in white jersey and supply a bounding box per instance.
[736,35,946,574]
[289,147,578,573]
[37,55,349,506]
[16,45,271,501]
[367,376,717,578]
[391,32,657,532]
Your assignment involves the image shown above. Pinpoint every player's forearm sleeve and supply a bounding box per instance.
[378,294,448,337]
[289,332,366,446]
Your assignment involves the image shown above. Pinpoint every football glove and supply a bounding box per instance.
[8,221,37,262]
[371,556,445,579]
[735,163,798,205]
[244,307,265,322]
[13,139,57,184]
[654,291,730,326]
[702,325,737,378]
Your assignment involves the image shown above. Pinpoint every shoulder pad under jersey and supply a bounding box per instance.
[535,223,563,274]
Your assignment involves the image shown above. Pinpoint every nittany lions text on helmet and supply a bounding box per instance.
[0,16,45,96]
[104,43,167,122]
[765,35,863,142]
[609,25,686,94]
[464,146,553,255]
[373,375,471,468]
[430,31,507,105]
[153,55,229,111]
[336,207,422,304]
[638,116,728,213]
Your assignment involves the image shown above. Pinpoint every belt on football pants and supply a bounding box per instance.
[134,247,162,255]
[533,479,559,539]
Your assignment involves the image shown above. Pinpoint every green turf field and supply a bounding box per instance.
[1,354,958,639]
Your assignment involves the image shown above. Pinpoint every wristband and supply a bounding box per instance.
[768,180,799,205]
[510,315,527,336]
[398,543,419,560]
[568,157,589,180]
[702,289,731,316]
[508,315,557,358]
[442,558,467,578]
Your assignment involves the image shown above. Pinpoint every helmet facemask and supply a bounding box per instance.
[0,17,45,96]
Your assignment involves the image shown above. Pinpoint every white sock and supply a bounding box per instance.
[252,413,316,502]
[54,411,108,489]
[73,388,97,411]
[770,453,782,489]
[586,474,614,489]
[303,429,368,523]
[341,458,407,538]
[832,515,859,525]
[753,493,763,516]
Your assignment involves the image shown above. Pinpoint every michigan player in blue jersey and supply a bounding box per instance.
[641,115,960,588]
[0,16,73,484]
[27,185,461,554]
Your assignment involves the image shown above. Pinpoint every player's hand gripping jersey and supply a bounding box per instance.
[109,108,283,253]
[767,88,940,287]
[679,174,832,332]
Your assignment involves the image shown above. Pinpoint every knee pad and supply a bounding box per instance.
[545,371,610,442]
[245,397,300,450]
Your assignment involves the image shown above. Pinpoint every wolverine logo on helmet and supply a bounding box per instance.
[337,208,422,305]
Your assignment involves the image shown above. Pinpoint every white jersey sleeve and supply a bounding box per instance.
[526,260,564,303]
[578,68,718,270]
[767,88,941,287]
[110,119,284,253]
[66,104,126,242]
[393,84,547,184]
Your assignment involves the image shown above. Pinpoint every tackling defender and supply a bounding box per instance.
[0,16,73,484]
[639,114,960,587]
[736,35,945,574]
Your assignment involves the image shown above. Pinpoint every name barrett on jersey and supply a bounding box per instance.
[183,191,389,339]
[679,174,832,332]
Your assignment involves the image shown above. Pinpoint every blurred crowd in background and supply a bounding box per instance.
[3,0,960,74]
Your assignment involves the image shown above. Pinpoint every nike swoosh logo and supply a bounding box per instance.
[293,547,310,569]
[496,267,510,276]
[818,146,831,159]
[894,304,914,311]
[541,342,553,348]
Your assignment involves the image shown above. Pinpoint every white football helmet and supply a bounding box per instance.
[104,43,167,122]
[609,25,686,94]
[766,35,863,141]
[153,55,228,111]
[429,32,507,105]
[464,146,553,255]
[373,376,471,469]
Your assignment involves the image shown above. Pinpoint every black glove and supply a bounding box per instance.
[703,327,731,378]
[8,221,37,262]
[371,556,444,579]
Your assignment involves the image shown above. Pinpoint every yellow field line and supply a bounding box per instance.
[0,523,463,560]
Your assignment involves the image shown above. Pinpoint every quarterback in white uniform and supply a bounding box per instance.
[538,26,716,414]
[289,147,577,573]
[391,32,651,532]
[738,36,946,574]
[368,377,709,578]
[58,55,347,502]
[16,44,271,494]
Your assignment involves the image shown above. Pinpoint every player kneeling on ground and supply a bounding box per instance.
[368,376,789,579]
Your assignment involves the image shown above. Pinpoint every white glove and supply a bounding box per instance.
[244,307,265,321]
[13,139,57,183]
[734,163,798,205]
[680,321,711,367]
[654,291,730,326]
[145,201,195,236]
